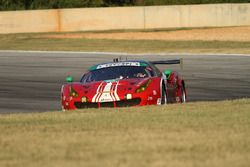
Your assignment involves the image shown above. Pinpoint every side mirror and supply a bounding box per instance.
[66,76,73,82]
[163,70,172,79]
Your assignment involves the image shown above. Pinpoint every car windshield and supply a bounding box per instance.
[81,66,154,83]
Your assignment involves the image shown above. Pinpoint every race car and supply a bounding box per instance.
[61,59,186,110]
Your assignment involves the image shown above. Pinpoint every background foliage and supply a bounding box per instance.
[0,0,250,11]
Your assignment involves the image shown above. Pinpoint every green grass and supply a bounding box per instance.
[1,33,250,54]
[0,99,250,167]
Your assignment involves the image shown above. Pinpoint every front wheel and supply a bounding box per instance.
[161,86,167,105]
[180,85,186,103]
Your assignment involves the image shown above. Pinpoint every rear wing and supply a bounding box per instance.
[112,57,183,69]
[150,58,183,69]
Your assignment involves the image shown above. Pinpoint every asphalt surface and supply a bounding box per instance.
[0,51,249,113]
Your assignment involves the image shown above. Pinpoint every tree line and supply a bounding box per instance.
[1,0,249,11]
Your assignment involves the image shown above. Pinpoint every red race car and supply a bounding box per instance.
[61,59,186,110]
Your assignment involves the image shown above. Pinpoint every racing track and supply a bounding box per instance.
[0,51,249,113]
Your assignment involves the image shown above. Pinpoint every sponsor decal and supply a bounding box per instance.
[96,62,140,69]
[147,96,153,101]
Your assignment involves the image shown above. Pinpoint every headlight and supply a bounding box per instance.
[81,96,88,103]
[135,79,151,93]
[69,86,78,98]
[125,94,132,100]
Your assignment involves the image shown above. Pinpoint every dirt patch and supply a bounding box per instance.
[41,26,250,41]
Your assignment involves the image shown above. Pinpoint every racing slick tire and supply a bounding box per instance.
[161,85,167,105]
[181,85,186,103]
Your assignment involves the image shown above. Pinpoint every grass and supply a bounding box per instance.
[1,33,250,54]
[0,99,250,167]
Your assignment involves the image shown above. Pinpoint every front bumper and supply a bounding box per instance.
[74,98,141,109]
[62,90,160,110]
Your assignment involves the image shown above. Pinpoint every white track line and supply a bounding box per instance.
[0,50,249,57]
